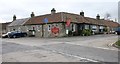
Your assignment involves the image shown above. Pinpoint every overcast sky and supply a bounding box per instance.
[0,0,119,23]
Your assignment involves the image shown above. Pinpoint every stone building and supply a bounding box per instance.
[0,22,11,33]
[8,8,119,37]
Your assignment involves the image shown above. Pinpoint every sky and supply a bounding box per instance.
[0,0,119,23]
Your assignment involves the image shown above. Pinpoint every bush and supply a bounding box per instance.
[103,27,108,32]
[81,29,92,36]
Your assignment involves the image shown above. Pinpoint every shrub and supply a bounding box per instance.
[103,27,108,32]
[81,29,92,36]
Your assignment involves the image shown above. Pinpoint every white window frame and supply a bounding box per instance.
[85,25,89,29]
[48,25,51,31]
[99,26,104,29]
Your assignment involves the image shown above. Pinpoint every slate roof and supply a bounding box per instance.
[8,18,30,26]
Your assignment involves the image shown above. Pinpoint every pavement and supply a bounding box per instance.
[1,34,119,62]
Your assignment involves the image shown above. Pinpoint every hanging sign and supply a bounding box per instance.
[66,18,71,27]
[51,27,59,34]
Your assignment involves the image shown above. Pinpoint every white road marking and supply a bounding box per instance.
[46,48,98,62]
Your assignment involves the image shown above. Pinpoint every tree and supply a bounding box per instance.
[104,13,111,20]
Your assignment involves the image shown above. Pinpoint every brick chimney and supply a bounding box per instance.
[51,8,56,15]
[96,14,100,20]
[13,15,16,21]
[80,11,84,16]
[31,12,35,17]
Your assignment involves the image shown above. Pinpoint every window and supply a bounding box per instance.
[48,25,51,31]
[85,25,89,29]
[72,24,76,32]
[92,25,97,29]
[99,26,103,29]
[56,24,58,27]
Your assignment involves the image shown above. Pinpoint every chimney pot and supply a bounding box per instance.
[51,8,56,15]
[80,11,84,16]
[13,15,16,21]
[96,14,100,20]
[31,12,35,17]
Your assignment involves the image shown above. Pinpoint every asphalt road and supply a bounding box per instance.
[2,41,92,62]
[1,34,120,62]
[3,41,119,62]
[2,42,42,54]
[41,43,119,62]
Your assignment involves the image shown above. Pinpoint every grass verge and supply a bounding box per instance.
[114,40,120,48]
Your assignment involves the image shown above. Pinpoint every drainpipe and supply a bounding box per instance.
[42,24,44,37]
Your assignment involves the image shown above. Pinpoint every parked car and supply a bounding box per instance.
[92,29,98,35]
[2,32,11,38]
[115,28,120,35]
[8,31,27,38]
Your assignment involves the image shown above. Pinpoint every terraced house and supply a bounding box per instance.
[8,8,119,37]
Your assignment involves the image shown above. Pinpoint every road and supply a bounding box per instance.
[41,43,118,62]
[1,34,120,62]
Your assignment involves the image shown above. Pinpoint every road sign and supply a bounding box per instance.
[43,18,48,23]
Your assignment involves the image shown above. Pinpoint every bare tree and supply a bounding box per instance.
[104,13,111,20]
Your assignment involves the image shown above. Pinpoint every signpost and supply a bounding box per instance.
[42,18,49,37]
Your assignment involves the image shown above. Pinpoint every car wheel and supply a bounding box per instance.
[115,32,117,34]
[92,32,95,35]
[24,34,27,37]
[13,35,16,38]
[8,35,10,38]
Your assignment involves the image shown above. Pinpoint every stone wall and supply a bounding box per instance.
[43,23,66,37]
[7,23,77,38]
[8,26,27,32]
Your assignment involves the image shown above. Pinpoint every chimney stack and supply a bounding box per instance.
[31,12,35,17]
[13,15,16,21]
[96,14,100,20]
[51,8,56,15]
[80,11,84,16]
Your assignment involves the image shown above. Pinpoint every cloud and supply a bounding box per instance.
[0,0,119,23]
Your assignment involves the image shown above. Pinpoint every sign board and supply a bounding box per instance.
[51,27,59,34]
[66,18,71,27]
[66,29,69,34]
[43,18,48,23]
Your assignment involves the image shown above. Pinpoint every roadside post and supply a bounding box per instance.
[43,18,49,37]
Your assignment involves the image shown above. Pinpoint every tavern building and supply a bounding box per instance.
[8,8,119,37]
